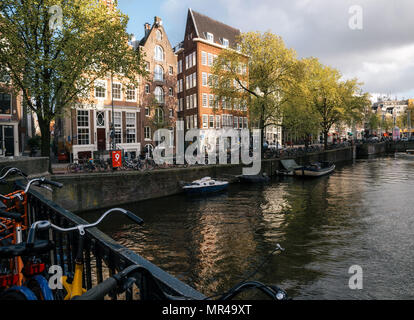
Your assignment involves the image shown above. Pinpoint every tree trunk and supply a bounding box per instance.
[38,116,53,173]
[323,130,329,150]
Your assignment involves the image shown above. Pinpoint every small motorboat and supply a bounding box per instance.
[294,161,335,177]
[238,173,270,183]
[182,177,229,194]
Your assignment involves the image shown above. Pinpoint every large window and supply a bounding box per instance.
[77,110,89,145]
[156,107,164,124]
[114,112,122,144]
[156,30,162,41]
[154,87,164,103]
[202,115,208,128]
[154,65,164,81]
[126,112,136,143]
[0,92,11,115]
[155,46,164,62]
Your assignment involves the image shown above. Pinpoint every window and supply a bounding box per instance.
[209,115,214,128]
[202,115,208,128]
[145,107,150,117]
[178,60,182,74]
[201,51,207,66]
[202,72,208,86]
[209,95,214,108]
[95,81,106,99]
[145,61,150,71]
[169,87,173,96]
[192,72,197,88]
[206,32,214,42]
[96,111,105,127]
[77,110,89,145]
[112,83,122,100]
[114,112,122,144]
[0,92,11,114]
[244,117,248,129]
[202,94,208,107]
[234,117,238,129]
[208,53,213,67]
[126,113,136,143]
[154,65,164,81]
[169,109,173,118]
[186,52,196,69]
[145,84,150,94]
[222,38,229,48]
[144,127,151,140]
[126,86,136,101]
[239,117,243,129]
[154,87,164,103]
[216,115,220,129]
[155,46,164,61]
[169,66,174,75]
[193,94,197,109]
[156,30,162,41]
[156,107,164,124]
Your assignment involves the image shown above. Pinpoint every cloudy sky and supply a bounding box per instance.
[119,0,414,101]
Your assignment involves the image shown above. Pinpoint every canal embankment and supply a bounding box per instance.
[49,146,356,213]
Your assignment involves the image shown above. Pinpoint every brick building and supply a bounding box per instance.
[175,9,249,143]
[137,16,177,157]
[0,74,24,157]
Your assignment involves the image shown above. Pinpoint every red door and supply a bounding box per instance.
[97,128,106,151]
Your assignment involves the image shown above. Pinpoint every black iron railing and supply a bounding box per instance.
[18,181,205,300]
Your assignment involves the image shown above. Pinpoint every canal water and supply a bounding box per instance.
[82,155,414,299]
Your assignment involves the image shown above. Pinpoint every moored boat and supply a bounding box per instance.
[182,177,229,194]
[238,173,270,183]
[395,150,414,157]
[294,161,335,177]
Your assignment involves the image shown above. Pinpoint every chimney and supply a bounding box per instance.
[154,16,162,27]
[144,23,151,36]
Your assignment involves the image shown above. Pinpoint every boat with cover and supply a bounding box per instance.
[182,177,229,194]
[294,161,335,177]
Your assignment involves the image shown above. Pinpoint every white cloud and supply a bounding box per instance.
[159,0,414,98]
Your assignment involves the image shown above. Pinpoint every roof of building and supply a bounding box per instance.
[189,9,241,48]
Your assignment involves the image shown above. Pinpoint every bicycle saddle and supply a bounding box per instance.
[0,240,54,259]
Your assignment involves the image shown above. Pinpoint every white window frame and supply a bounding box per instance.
[206,32,214,42]
[202,72,208,87]
[126,85,137,102]
[155,45,164,62]
[77,110,90,145]
[112,82,122,101]
[94,80,106,99]
[126,112,136,143]
[144,126,151,140]
[202,115,208,128]
[201,51,207,66]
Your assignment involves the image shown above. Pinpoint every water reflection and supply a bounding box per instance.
[82,155,414,299]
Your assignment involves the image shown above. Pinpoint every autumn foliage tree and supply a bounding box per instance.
[0,0,147,162]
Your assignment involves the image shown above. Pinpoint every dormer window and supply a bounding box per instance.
[222,38,229,48]
[206,32,214,42]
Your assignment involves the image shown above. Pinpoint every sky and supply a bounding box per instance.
[118,0,414,101]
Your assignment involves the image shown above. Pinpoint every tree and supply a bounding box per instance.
[301,58,369,148]
[210,31,302,155]
[0,0,147,163]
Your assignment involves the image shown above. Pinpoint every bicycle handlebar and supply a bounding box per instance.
[0,167,28,181]
[27,208,144,244]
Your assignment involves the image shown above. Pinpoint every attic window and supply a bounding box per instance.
[222,38,229,48]
[156,30,162,41]
[206,32,214,42]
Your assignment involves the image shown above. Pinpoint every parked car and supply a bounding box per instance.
[268,143,283,150]
[401,137,409,142]
[368,136,379,142]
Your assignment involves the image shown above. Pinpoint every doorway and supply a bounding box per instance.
[97,128,106,151]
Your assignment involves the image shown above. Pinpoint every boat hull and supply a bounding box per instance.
[183,183,229,194]
[294,165,336,177]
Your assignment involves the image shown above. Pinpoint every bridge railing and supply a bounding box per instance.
[20,181,205,300]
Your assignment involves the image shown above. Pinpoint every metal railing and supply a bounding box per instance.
[17,181,206,300]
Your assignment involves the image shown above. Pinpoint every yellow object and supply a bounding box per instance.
[61,263,87,300]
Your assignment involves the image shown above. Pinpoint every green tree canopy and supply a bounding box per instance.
[210,31,303,152]
[0,0,147,160]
